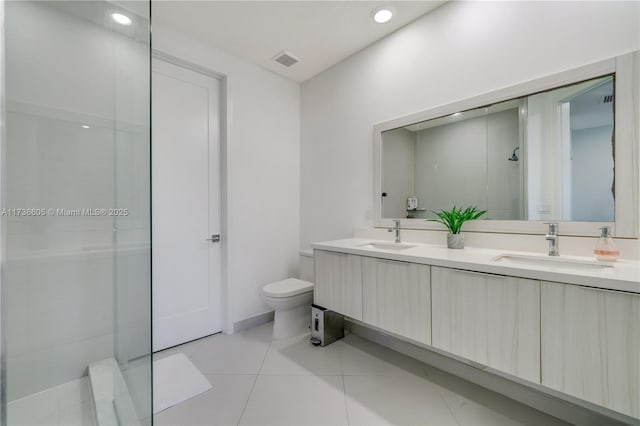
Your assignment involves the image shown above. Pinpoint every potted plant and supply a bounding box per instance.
[428,206,486,249]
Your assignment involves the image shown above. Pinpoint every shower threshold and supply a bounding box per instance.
[89,358,143,426]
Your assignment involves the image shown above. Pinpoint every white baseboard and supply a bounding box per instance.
[233,311,274,334]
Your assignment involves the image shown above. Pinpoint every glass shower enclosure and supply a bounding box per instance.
[2,1,152,424]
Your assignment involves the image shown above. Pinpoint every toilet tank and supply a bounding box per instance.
[299,250,314,283]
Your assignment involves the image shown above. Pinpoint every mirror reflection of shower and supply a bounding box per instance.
[508,146,520,161]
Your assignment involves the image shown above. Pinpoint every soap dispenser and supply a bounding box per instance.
[594,226,619,262]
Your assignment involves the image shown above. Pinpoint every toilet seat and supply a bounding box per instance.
[262,278,313,298]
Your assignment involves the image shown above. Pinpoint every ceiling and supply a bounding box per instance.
[152,1,446,82]
[570,78,614,131]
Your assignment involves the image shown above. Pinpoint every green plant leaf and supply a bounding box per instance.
[427,205,486,234]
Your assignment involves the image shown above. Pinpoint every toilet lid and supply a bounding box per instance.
[263,278,314,298]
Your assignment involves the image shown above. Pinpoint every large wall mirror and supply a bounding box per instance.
[374,51,638,237]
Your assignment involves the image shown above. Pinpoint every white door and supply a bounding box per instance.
[152,58,222,351]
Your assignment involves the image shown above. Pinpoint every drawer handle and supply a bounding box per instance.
[452,268,505,279]
[574,284,640,296]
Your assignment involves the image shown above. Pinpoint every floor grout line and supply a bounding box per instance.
[338,336,351,426]
[236,332,273,425]
[341,375,351,426]
[235,373,259,426]
[437,389,464,426]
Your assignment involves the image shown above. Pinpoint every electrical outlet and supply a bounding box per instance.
[537,204,551,214]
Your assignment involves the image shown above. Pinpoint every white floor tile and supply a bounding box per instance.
[260,333,342,375]
[421,365,571,426]
[236,322,275,344]
[340,334,427,378]
[149,322,575,426]
[344,374,459,426]
[58,401,97,426]
[121,357,153,421]
[8,390,58,425]
[8,413,59,426]
[8,377,95,426]
[239,375,348,426]
[441,390,570,426]
[187,333,271,375]
[57,377,91,408]
[154,374,256,426]
[154,335,210,360]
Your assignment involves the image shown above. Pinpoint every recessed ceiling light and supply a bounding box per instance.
[111,13,132,26]
[372,6,395,24]
[81,125,90,129]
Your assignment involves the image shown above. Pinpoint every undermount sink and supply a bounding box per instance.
[493,253,614,271]
[359,242,419,251]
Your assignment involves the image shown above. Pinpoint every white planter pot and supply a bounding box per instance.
[447,233,464,249]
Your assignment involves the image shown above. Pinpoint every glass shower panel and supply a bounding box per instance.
[112,8,152,421]
[3,1,151,425]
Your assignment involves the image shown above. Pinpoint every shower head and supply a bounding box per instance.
[508,147,520,162]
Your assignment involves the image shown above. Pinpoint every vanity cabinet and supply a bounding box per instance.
[313,242,640,420]
[541,282,640,418]
[313,250,363,320]
[362,258,431,345]
[431,266,541,383]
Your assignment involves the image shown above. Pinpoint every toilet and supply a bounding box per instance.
[262,278,314,339]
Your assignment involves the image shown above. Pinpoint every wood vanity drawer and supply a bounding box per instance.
[541,282,640,418]
[314,250,363,320]
[362,257,431,345]
[431,266,541,383]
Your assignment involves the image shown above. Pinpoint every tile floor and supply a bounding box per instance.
[154,322,572,426]
[7,377,95,426]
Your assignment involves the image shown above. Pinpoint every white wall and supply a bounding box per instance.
[152,26,301,330]
[301,1,640,253]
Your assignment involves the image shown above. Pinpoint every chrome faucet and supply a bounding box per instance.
[545,223,559,256]
[388,219,401,243]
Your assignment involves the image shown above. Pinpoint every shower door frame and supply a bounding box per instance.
[0,0,6,423]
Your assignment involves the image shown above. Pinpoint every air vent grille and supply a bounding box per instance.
[600,94,614,104]
[272,51,300,68]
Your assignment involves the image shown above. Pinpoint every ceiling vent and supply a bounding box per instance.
[272,51,300,68]
[599,94,614,104]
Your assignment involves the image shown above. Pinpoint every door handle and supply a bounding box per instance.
[205,234,221,243]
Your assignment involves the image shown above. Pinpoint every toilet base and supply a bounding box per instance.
[273,304,311,339]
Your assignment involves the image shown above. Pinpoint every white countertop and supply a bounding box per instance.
[311,238,640,294]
